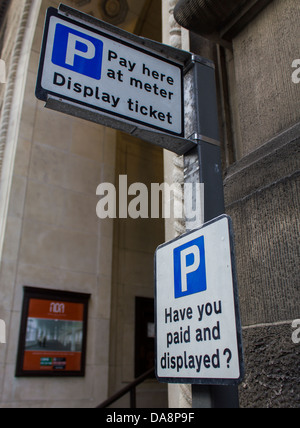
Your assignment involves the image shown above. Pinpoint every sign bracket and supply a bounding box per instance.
[58,3,191,66]
[44,95,196,155]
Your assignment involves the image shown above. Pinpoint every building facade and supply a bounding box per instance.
[0,0,299,408]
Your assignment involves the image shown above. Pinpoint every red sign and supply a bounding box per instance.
[16,288,90,377]
[28,299,84,321]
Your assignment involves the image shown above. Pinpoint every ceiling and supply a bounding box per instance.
[66,0,161,40]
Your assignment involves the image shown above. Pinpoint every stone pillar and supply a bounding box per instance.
[0,0,42,260]
[162,0,192,409]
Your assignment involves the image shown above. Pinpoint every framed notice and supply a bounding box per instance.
[16,287,90,377]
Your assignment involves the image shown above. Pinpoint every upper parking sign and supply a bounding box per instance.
[36,7,184,137]
[51,24,104,80]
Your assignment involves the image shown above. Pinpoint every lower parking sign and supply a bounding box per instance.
[173,236,207,299]
[155,215,244,385]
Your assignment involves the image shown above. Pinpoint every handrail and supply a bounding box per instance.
[96,367,155,409]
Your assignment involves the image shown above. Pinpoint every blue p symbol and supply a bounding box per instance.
[52,24,104,80]
[174,236,207,299]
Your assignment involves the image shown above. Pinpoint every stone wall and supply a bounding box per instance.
[179,0,300,408]
[231,0,300,158]
[223,0,300,408]
[241,323,300,408]
[225,124,300,408]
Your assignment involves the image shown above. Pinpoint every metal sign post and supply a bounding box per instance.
[183,58,241,408]
[155,55,243,408]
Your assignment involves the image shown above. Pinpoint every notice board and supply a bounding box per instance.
[16,287,90,377]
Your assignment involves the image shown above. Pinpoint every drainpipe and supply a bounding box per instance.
[174,0,273,41]
[174,0,245,36]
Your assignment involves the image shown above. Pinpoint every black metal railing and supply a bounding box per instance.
[96,367,155,408]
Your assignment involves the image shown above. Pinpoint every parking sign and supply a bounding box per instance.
[173,236,207,299]
[36,7,184,138]
[155,216,244,385]
[51,24,104,80]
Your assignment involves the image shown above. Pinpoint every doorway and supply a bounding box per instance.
[135,297,155,378]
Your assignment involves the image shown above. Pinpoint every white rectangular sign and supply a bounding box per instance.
[155,216,244,385]
[36,8,184,137]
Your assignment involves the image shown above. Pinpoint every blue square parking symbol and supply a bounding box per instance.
[173,236,207,299]
[52,24,104,80]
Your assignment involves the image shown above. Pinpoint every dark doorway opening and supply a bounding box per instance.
[135,297,155,378]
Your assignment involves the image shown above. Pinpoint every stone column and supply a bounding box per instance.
[162,0,192,409]
[0,0,42,260]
